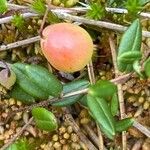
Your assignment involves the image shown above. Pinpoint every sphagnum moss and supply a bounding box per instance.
[40,123,81,149]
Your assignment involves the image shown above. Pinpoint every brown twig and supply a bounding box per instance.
[111,73,132,84]
[39,7,49,37]
[83,125,99,148]
[0,36,40,51]
[131,139,143,150]
[0,117,33,150]
[1,11,150,51]
[7,3,150,19]
[109,36,127,150]
[63,108,98,150]
[83,125,108,150]
[54,12,150,38]
[87,62,96,84]
[133,121,150,138]
[87,61,104,150]
[0,10,150,36]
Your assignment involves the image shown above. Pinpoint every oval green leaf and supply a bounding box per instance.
[87,94,115,139]
[52,80,89,107]
[9,84,35,104]
[79,95,88,107]
[63,80,89,94]
[6,138,31,150]
[11,64,48,99]
[110,93,119,116]
[115,118,134,132]
[32,107,58,132]
[11,63,63,100]
[117,19,142,72]
[88,80,117,100]
[118,51,142,64]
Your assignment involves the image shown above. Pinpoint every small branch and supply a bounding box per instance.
[0,36,40,51]
[39,7,49,36]
[83,125,99,148]
[87,61,95,84]
[105,7,150,19]
[133,121,150,138]
[1,11,150,51]
[53,12,150,38]
[7,3,29,10]
[7,3,87,13]
[0,12,38,24]
[64,88,88,98]
[83,125,107,150]
[111,73,132,84]
[131,139,143,150]
[109,36,127,150]
[7,3,150,19]
[1,11,150,38]
[109,36,118,75]
[96,125,104,150]
[118,86,127,150]
[0,117,33,150]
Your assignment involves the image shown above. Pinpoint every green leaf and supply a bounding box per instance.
[6,138,32,150]
[52,80,89,107]
[117,19,142,72]
[63,80,89,94]
[144,57,150,77]
[9,84,35,104]
[7,144,17,150]
[11,63,63,100]
[11,65,46,99]
[115,118,134,132]
[88,80,117,100]
[118,19,142,56]
[0,0,7,14]
[118,51,142,64]
[86,2,105,20]
[32,107,58,131]
[79,95,88,107]
[24,64,62,97]
[110,93,119,116]
[87,94,115,139]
